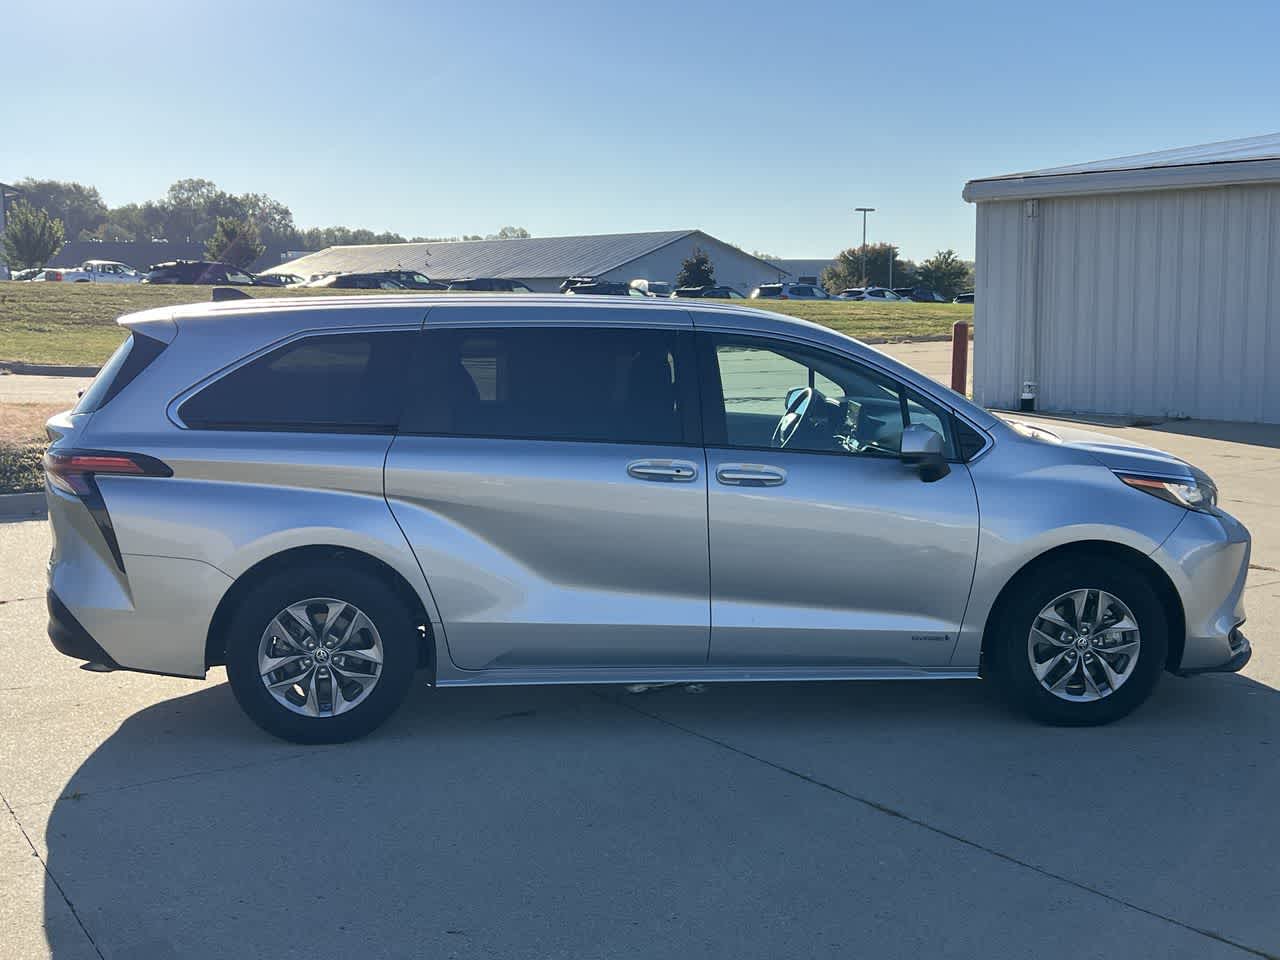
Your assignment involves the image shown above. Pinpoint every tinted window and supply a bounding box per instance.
[704,334,955,458]
[74,333,167,413]
[180,331,414,432]
[404,327,692,444]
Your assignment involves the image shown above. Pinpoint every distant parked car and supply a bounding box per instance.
[10,267,45,281]
[383,271,447,290]
[629,279,672,298]
[33,260,143,284]
[893,287,948,303]
[143,261,259,285]
[304,270,443,290]
[836,287,903,302]
[953,292,975,304]
[250,274,292,288]
[447,277,535,293]
[671,286,711,298]
[305,273,406,290]
[564,280,643,296]
[750,282,828,300]
[700,286,746,299]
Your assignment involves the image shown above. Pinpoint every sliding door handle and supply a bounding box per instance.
[627,459,699,482]
[716,463,787,487]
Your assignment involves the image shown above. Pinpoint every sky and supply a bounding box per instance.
[4,0,1280,262]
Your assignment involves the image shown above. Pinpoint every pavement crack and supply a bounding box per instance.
[1,789,106,960]
[599,691,1277,960]
[0,595,43,606]
[45,751,319,804]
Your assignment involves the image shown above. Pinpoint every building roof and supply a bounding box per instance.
[264,229,717,280]
[964,132,1280,202]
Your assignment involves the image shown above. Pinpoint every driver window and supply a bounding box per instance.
[709,335,953,458]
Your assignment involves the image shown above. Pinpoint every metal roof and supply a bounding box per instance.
[964,132,1280,202]
[262,229,729,280]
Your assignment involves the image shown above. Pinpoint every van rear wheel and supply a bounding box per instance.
[225,565,417,743]
[989,557,1168,725]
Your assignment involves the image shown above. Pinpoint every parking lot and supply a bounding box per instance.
[2,358,1279,958]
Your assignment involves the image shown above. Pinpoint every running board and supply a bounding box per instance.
[434,665,978,687]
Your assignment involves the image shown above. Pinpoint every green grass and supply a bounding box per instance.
[704,298,974,343]
[0,283,974,368]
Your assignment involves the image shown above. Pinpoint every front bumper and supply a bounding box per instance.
[1156,507,1252,673]
[1174,625,1251,676]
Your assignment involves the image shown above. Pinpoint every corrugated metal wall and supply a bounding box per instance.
[974,184,1280,423]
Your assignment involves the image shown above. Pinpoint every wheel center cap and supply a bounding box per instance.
[1075,636,1091,651]
[313,647,330,662]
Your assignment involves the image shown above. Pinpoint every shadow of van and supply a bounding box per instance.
[41,672,1280,958]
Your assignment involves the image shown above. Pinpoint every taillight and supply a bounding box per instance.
[49,271,63,281]
[44,449,172,570]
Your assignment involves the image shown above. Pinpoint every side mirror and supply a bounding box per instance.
[900,423,950,482]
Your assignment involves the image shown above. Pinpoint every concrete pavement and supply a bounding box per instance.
[3,410,1280,958]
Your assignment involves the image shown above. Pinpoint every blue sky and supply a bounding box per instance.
[5,0,1279,260]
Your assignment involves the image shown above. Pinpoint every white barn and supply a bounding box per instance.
[964,133,1280,424]
[264,230,787,294]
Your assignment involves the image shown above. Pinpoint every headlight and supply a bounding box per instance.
[1117,472,1218,512]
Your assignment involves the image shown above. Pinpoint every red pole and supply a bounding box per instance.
[950,321,969,394]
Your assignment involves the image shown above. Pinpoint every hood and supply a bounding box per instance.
[1007,420,1195,479]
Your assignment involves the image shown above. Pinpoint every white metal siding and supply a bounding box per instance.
[974,185,1280,423]
[972,200,1033,411]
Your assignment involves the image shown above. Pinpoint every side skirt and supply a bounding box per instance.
[434,665,979,688]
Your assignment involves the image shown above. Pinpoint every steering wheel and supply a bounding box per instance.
[771,387,814,449]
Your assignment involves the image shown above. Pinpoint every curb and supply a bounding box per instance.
[0,362,100,377]
[0,491,46,522]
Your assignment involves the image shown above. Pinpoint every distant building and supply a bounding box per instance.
[965,131,1280,424]
[263,230,788,293]
[770,259,836,286]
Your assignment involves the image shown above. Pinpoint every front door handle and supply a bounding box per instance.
[716,463,787,487]
[627,459,699,482]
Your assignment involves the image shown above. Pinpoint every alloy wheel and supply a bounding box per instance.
[1027,588,1141,702]
[257,598,384,718]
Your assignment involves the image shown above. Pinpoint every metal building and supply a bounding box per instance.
[263,230,787,294]
[964,133,1280,423]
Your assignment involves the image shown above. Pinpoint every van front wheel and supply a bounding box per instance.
[990,558,1168,725]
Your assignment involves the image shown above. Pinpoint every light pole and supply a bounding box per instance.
[854,207,875,286]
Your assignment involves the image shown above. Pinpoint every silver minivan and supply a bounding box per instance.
[44,295,1251,742]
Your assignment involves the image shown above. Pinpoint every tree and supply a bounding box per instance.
[164,178,224,240]
[15,179,107,240]
[916,249,972,300]
[205,216,266,268]
[821,243,915,293]
[676,247,715,287]
[2,201,65,268]
[489,226,530,240]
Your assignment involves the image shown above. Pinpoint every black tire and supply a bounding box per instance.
[988,557,1168,725]
[225,565,418,743]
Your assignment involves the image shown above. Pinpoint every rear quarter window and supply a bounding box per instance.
[178,331,415,433]
[74,333,167,413]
